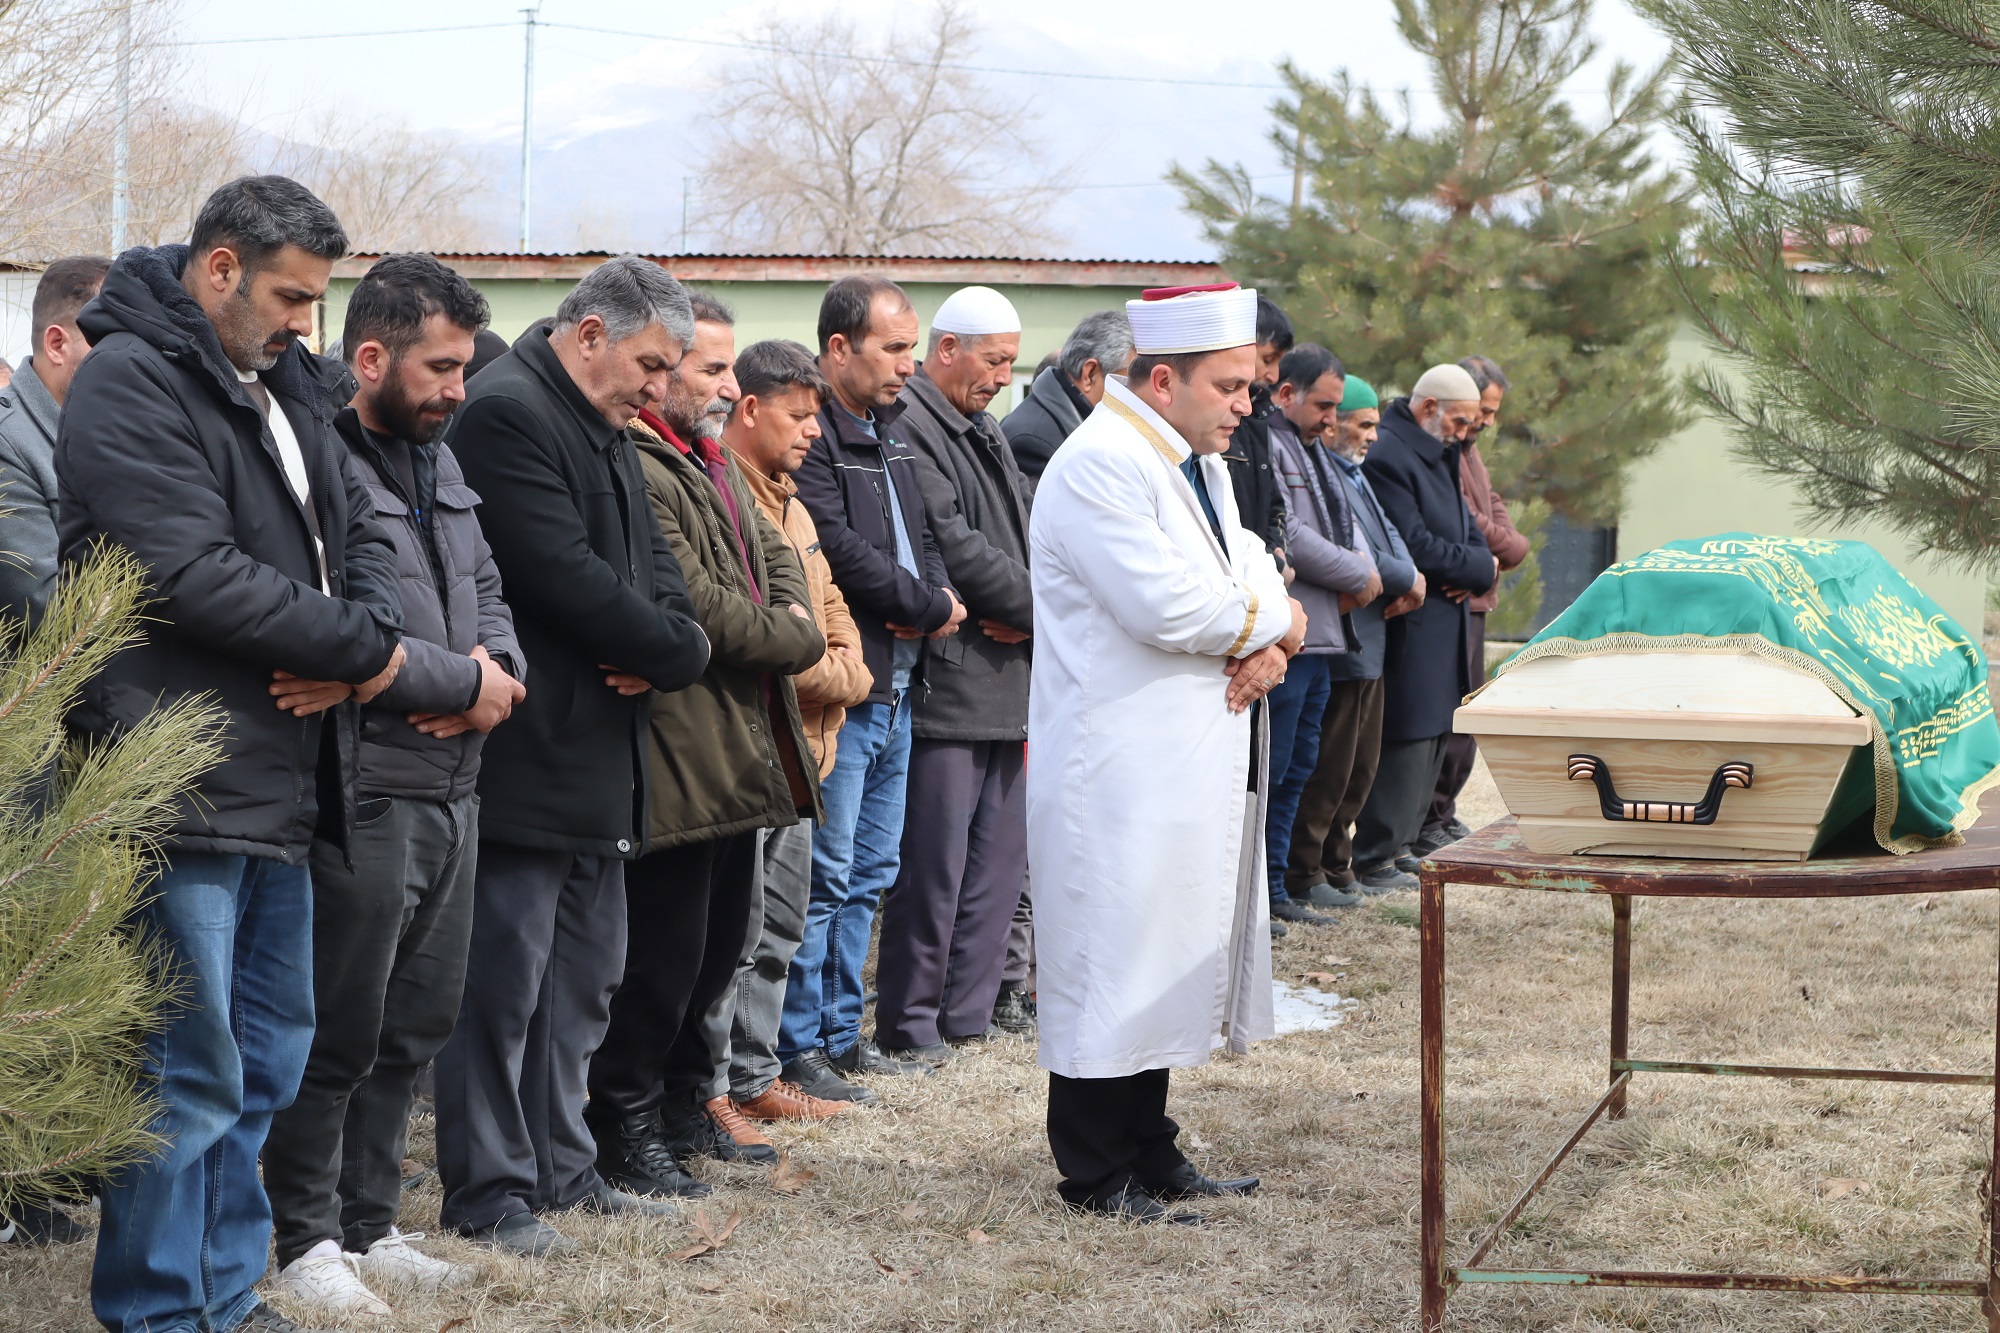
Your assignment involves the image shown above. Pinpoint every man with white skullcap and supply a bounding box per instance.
[873,287,1036,1063]
[1349,364,1493,893]
[1026,283,1306,1224]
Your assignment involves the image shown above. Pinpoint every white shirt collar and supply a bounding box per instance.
[1105,376,1193,463]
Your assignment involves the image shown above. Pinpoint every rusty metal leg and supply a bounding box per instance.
[1987,890,1999,1332]
[1610,894,1631,1120]
[1421,864,1447,1331]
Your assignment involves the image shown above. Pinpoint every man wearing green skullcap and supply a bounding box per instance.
[1285,374,1425,904]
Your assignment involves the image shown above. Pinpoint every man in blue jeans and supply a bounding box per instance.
[56,177,407,1333]
[785,277,964,1102]
[1264,344,1379,933]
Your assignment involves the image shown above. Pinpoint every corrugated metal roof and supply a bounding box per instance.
[331,251,1226,286]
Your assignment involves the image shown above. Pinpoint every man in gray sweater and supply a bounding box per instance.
[0,254,111,626]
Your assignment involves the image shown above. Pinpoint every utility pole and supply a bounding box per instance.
[680,177,692,253]
[518,5,539,253]
[111,0,131,252]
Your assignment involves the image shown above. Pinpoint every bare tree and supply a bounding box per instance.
[267,114,504,253]
[699,0,1068,257]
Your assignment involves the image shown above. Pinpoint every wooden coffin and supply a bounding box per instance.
[1454,651,1875,861]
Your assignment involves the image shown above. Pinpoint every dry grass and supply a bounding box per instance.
[7,760,1998,1331]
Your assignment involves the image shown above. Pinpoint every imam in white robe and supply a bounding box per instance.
[1027,376,1293,1080]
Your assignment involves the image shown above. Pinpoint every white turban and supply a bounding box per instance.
[1125,283,1258,355]
[932,285,1021,337]
[1410,363,1482,404]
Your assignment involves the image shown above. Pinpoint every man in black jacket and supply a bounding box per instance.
[1220,296,1295,566]
[435,256,710,1257]
[782,276,963,1103]
[877,286,1033,1063]
[1001,308,1133,481]
[263,255,525,1318]
[1354,365,1494,893]
[57,176,406,1333]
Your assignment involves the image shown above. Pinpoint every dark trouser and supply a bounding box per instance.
[590,831,760,1123]
[701,821,814,1101]
[1046,1069,1190,1206]
[1288,676,1386,893]
[266,793,477,1268]
[876,739,1028,1048]
[435,845,625,1233]
[1426,611,1486,835]
[1264,655,1333,904]
[1002,876,1033,991]
[1352,732,1452,873]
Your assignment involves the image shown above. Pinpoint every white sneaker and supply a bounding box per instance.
[272,1240,394,1318]
[354,1228,475,1291]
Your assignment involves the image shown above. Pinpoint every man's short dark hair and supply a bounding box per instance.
[1279,343,1344,395]
[735,338,830,406]
[342,254,490,361]
[1460,354,1510,392]
[1256,296,1294,353]
[689,290,735,327]
[190,175,348,273]
[817,275,911,353]
[1125,350,1213,384]
[31,254,112,350]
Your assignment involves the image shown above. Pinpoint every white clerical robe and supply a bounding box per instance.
[1027,376,1294,1079]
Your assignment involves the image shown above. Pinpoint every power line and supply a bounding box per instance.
[169,18,1288,90]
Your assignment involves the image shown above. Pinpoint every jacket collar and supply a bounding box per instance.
[727,444,797,516]
[904,364,976,437]
[821,391,908,448]
[7,356,59,444]
[1382,396,1450,465]
[1027,366,1085,434]
[514,323,623,452]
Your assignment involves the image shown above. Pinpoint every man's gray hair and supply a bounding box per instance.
[1459,354,1510,393]
[1058,309,1135,381]
[554,254,694,345]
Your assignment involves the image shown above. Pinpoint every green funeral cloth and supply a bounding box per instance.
[1506,534,2000,852]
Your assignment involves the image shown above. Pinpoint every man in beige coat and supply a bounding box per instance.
[710,338,875,1121]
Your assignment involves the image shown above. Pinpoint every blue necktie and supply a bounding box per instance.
[1180,455,1226,554]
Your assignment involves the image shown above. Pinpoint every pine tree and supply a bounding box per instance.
[1174,0,1693,623]
[0,548,222,1206]
[1635,0,2000,566]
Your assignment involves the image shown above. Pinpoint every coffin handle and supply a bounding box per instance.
[1566,754,1754,825]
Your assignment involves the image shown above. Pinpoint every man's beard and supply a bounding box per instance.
[375,363,452,443]
[692,397,729,442]
[212,288,296,373]
[1416,408,1448,443]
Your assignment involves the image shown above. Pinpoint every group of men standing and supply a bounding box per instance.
[1,170,1530,1329]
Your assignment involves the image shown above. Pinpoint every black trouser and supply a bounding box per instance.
[1047,1069,1190,1206]
[876,740,1028,1048]
[435,845,625,1233]
[265,793,477,1267]
[1287,675,1386,893]
[589,831,760,1125]
[1426,610,1486,835]
[1352,732,1451,873]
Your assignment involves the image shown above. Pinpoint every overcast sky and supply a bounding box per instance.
[170,0,1673,259]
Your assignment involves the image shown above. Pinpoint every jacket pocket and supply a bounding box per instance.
[434,482,484,574]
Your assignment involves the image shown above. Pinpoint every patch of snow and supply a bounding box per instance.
[1272,980,1359,1036]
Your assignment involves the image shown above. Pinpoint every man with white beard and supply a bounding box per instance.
[1026,283,1306,1225]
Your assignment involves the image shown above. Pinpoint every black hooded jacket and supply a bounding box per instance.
[56,244,404,863]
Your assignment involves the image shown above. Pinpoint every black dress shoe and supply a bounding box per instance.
[832,1038,934,1077]
[1144,1161,1260,1200]
[588,1110,712,1199]
[1069,1180,1207,1226]
[879,1040,955,1066]
[780,1049,880,1105]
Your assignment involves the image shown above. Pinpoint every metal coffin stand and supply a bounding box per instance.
[1418,797,2000,1331]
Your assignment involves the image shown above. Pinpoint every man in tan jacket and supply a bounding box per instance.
[705,338,875,1119]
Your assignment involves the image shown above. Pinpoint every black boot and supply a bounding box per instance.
[588,1109,712,1199]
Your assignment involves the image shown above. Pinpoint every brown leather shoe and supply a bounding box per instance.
[733,1078,851,1122]
[703,1095,779,1162]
